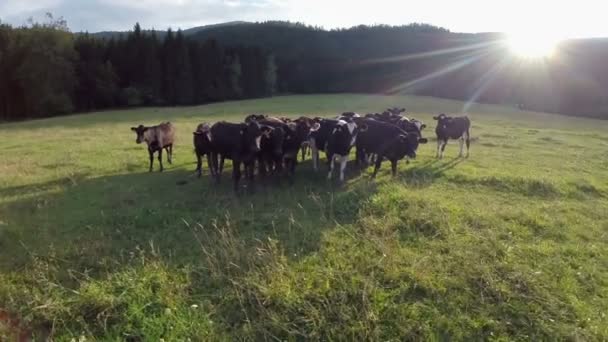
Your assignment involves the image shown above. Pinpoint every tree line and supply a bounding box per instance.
[0,19,276,121]
[1,17,607,121]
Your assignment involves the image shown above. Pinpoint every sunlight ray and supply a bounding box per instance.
[388,49,493,94]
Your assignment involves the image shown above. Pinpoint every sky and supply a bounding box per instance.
[1,0,606,39]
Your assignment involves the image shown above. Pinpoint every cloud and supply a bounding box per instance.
[0,0,288,32]
[0,0,606,38]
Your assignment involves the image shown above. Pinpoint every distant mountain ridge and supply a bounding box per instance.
[87,20,250,39]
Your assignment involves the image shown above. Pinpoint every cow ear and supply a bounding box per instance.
[131,127,137,131]
[433,116,439,120]
[421,124,427,129]
[418,138,428,144]
[310,122,321,132]
[400,108,406,112]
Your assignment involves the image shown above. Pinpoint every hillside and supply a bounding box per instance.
[1,94,607,340]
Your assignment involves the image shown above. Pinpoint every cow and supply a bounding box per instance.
[433,113,471,159]
[308,118,341,171]
[193,123,214,178]
[131,122,175,172]
[257,123,287,180]
[326,119,361,182]
[282,117,315,183]
[208,121,271,192]
[355,118,428,178]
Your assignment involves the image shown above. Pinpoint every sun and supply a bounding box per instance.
[507,33,559,59]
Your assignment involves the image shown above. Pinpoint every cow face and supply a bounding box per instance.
[244,114,267,123]
[193,123,212,141]
[241,121,267,153]
[294,117,313,141]
[433,113,449,122]
[387,107,406,116]
[396,133,428,159]
[131,125,149,144]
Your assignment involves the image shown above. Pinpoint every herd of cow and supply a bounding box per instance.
[130,108,472,192]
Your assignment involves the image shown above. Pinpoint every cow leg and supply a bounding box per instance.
[167,144,173,164]
[232,160,241,192]
[258,155,267,181]
[310,139,319,171]
[436,139,442,159]
[288,158,297,185]
[211,152,221,183]
[458,137,465,157]
[465,131,471,157]
[390,159,398,177]
[158,148,164,172]
[248,162,256,193]
[339,155,348,183]
[206,154,215,177]
[327,154,335,180]
[440,140,448,159]
[219,156,225,174]
[148,148,154,172]
[196,153,202,178]
[372,155,383,178]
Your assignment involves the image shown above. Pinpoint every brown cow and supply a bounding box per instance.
[131,122,175,172]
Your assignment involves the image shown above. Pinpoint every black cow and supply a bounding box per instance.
[193,123,214,178]
[433,114,471,159]
[282,117,314,182]
[355,118,428,178]
[326,120,360,182]
[209,121,271,192]
[257,121,288,179]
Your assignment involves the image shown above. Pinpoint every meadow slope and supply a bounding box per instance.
[1,94,607,340]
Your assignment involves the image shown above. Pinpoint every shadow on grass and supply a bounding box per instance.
[393,158,464,187]
[0,161,378,274]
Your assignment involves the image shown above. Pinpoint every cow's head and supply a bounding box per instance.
[397,132,428,159]
[387,107,406,115]
[293,117,314,141]
[131,124,149,144]
[433,113,449,122]
[244,114,267,123]
[193,123,212,141]
[241,121,268,153]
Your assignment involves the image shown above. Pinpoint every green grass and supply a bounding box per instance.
[1,94,607,340]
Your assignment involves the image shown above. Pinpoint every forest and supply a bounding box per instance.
[1,17,607,121]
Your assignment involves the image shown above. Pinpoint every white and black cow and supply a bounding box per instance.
[355,118,427,178]
[308,118,339,171]
[433,113,471,159]
[326,119,360,182]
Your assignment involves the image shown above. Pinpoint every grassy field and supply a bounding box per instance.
[1,94,607,340]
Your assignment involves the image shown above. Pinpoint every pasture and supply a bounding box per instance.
[1,94,607,340]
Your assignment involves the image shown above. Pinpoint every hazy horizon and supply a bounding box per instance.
[1,0,607,39]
